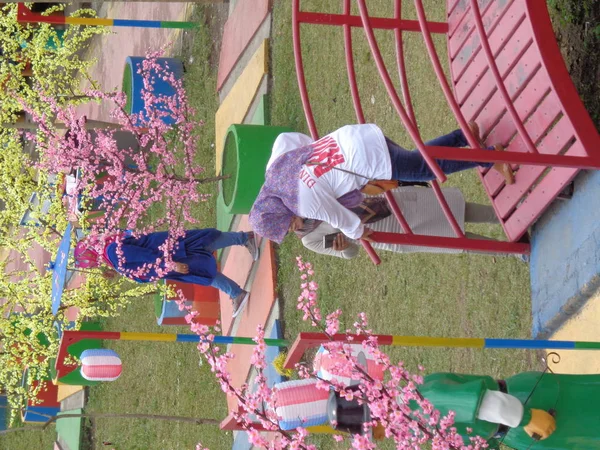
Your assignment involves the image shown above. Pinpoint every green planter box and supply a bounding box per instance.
[221,124,292,214]
[50,322,103,386]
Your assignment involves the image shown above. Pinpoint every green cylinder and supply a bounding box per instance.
[221,124,292,214]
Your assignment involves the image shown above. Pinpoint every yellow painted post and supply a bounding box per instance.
[119,332,178,342]
[391,336,485,348]
[65,17,113,26]
[306,425,341,434]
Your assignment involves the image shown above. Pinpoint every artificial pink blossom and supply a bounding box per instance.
[22,52,213,277]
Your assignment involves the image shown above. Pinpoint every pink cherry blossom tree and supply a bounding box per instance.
[177,258,487,450]
[22,52,227,278]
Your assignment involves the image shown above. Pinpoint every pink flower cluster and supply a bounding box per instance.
[22,52,214,279]
[187,257,489,450]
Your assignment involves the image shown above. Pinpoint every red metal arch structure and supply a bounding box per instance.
[292,0,600,264]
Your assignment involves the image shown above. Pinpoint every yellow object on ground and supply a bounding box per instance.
[306,425,338,434]
[215,39,269,172]
[57,384,84,402]
[120,332,177,342]
[547,291,600,374]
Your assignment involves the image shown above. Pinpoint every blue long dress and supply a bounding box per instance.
[105,229,221,285]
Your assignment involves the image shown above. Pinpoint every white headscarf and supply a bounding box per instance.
[266,132,315,170]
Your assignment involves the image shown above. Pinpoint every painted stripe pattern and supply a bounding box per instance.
[273,379,329,430]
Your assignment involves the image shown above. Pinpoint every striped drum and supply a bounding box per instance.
[80,349,123,382]
[273,379,329,430]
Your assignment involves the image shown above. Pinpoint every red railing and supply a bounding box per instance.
[289,0,600,263]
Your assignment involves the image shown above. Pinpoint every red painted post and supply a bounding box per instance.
[292,0,318,140]
[296,11,448,34]
[356,0,447,183]
[413,0,480,151]
[371,231,530,254]
[360,241,381,265]
[55,330,121,378]
[425,146,600,169]
[220,408,271,431]
[343,0,366,124]
[384,191,413,234]
[283,332,396,369]
[393,0,417,125]
[17,3,66,25]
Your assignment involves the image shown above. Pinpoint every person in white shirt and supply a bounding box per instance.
[296,186,501,258]
[249,123,513,244]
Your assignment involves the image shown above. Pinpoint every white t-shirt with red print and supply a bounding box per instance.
[268,124,391,239]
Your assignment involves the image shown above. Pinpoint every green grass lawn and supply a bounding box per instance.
[0,426,57,450]
[1,2,537,450]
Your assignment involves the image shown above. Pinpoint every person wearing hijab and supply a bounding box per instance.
[249,123,513,244]
[75,229,259,318]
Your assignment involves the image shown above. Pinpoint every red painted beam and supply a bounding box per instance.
[283,332,396,369]
[55,330,121,378]
[17,3,65,25]
[297,11,448,34]
[371,231,530,254]
[525,0,600,161]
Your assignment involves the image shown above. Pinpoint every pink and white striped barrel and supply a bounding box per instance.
[80,349,122,382]
[272,379,329,430]
[313,344,384,386]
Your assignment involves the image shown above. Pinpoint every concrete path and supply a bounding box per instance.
[547,291,600,374]
[60,389,86,412]
[530,169,600,337]
[532,169,600,374]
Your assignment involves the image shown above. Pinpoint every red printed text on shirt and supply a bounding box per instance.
[299,168,316,188]
[306,136,345,178]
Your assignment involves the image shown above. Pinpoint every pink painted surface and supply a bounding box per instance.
[478,68,555,198]
[226,239,276,411]
[448,0,493,60]
[64,306,80,322]
[447,0,600,241]
[453,1,527,102]
[485,95,570,213]
[218,215,257,334]
[216,0,270,91]
[77,2,189,123]
[215,214,277,413]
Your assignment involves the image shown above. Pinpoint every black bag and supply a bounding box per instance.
[350,197,392,224]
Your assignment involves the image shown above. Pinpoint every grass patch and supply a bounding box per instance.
[122,63,133,114]
[221,132,238,207]
[82,298,231,450]
[0,425,57,450]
